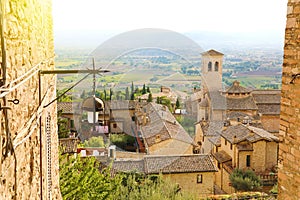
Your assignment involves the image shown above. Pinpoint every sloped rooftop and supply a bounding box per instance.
[201,49,224,56]
[212,150,232,163]
[144,154,218,174]
[221,124,279,144]
[111,154,218,174]
[201,121,224,136]
[227,96,258,110]
[225,80,251,94]
[139,103,195,147]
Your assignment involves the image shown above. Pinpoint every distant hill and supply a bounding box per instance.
[89,28,203,67]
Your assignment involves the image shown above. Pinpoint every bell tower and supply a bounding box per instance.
[201,49,224,78]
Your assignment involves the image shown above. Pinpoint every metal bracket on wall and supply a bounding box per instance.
[290,73,300,84]
[0,98,19,111]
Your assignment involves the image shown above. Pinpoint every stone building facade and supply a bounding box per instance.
[278,0,300,199]
[0,0,60,199]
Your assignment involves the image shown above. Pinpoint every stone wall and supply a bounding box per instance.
[0,0,60,199]
[164,172,215,198]
[278,0,300,199]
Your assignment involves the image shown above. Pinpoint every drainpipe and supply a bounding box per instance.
[38,71,43,200]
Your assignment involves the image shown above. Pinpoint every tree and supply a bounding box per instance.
[125,87,130,100]
[80,90,86,99]
[59,154,119,200]
[131,82,134,95]
[83,136,105,147]
[104,89,107,100]
[130,92,135,100]
[147,93,153,102]
[230,169,261,192]
[57,110,70,138]
[110,88,113,100]
[59,153,197,200]
[156,97,160,104]
[175,98,180,109]
[146,86,150,93]
[142,84,147,94]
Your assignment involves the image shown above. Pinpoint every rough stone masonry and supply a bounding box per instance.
[278,0,300,199]
[0,0,61,199]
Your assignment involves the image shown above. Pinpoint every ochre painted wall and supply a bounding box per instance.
[164,172,215,198]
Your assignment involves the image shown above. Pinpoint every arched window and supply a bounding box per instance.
[208,62,212,71]
[215,62,219,71]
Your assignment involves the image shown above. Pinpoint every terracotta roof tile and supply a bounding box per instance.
[212,150,232,163]
[201,121,223,136]
[225,81,251,94]
[144,154,218,174]
[221,124,279,144]
[208,136,221,146]
[201,49,224,56]
[57,102,80,114]
[226,96,258,110]
[140,103,195,147]
[112,159,144,173]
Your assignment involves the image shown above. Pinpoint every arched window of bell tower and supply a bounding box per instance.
[215,62,219,71]
[208,62,212,71]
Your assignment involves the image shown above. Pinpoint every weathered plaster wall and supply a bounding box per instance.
[0,0,60,199]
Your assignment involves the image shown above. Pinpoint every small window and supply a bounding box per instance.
[246,155,251,167]
[225,140,227,145]
[113,123,117,128]
[197,174,203,183]
[70,120,75,128]
[230,143,233,150]
[217,162,221,169]
[215,62,219,71]
[208,62,212,71]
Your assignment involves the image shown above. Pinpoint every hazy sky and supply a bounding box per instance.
[52,0,288,47]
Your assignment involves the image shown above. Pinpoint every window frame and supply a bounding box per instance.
[197,174,203,183]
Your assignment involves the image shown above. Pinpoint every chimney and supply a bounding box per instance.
[142,113,148,126]
[108,145,116,159]
[249,130,255,137]
[233,135,237,143]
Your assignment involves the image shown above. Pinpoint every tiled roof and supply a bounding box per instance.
[256,104,280,115]
[221,124,279,144]
[201,121,223,136]
[144,154,218,174]
[226,96,258,110]
[111,155,218,174]
[111,159,144,173]
[226,112,253,120]
[225,81,251,94]
[57,102,80,114]
[212,150,232,163]
[208,136,221,146]
[139,103,195,147]
[252,90,281,103]
[201,49,224,56]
